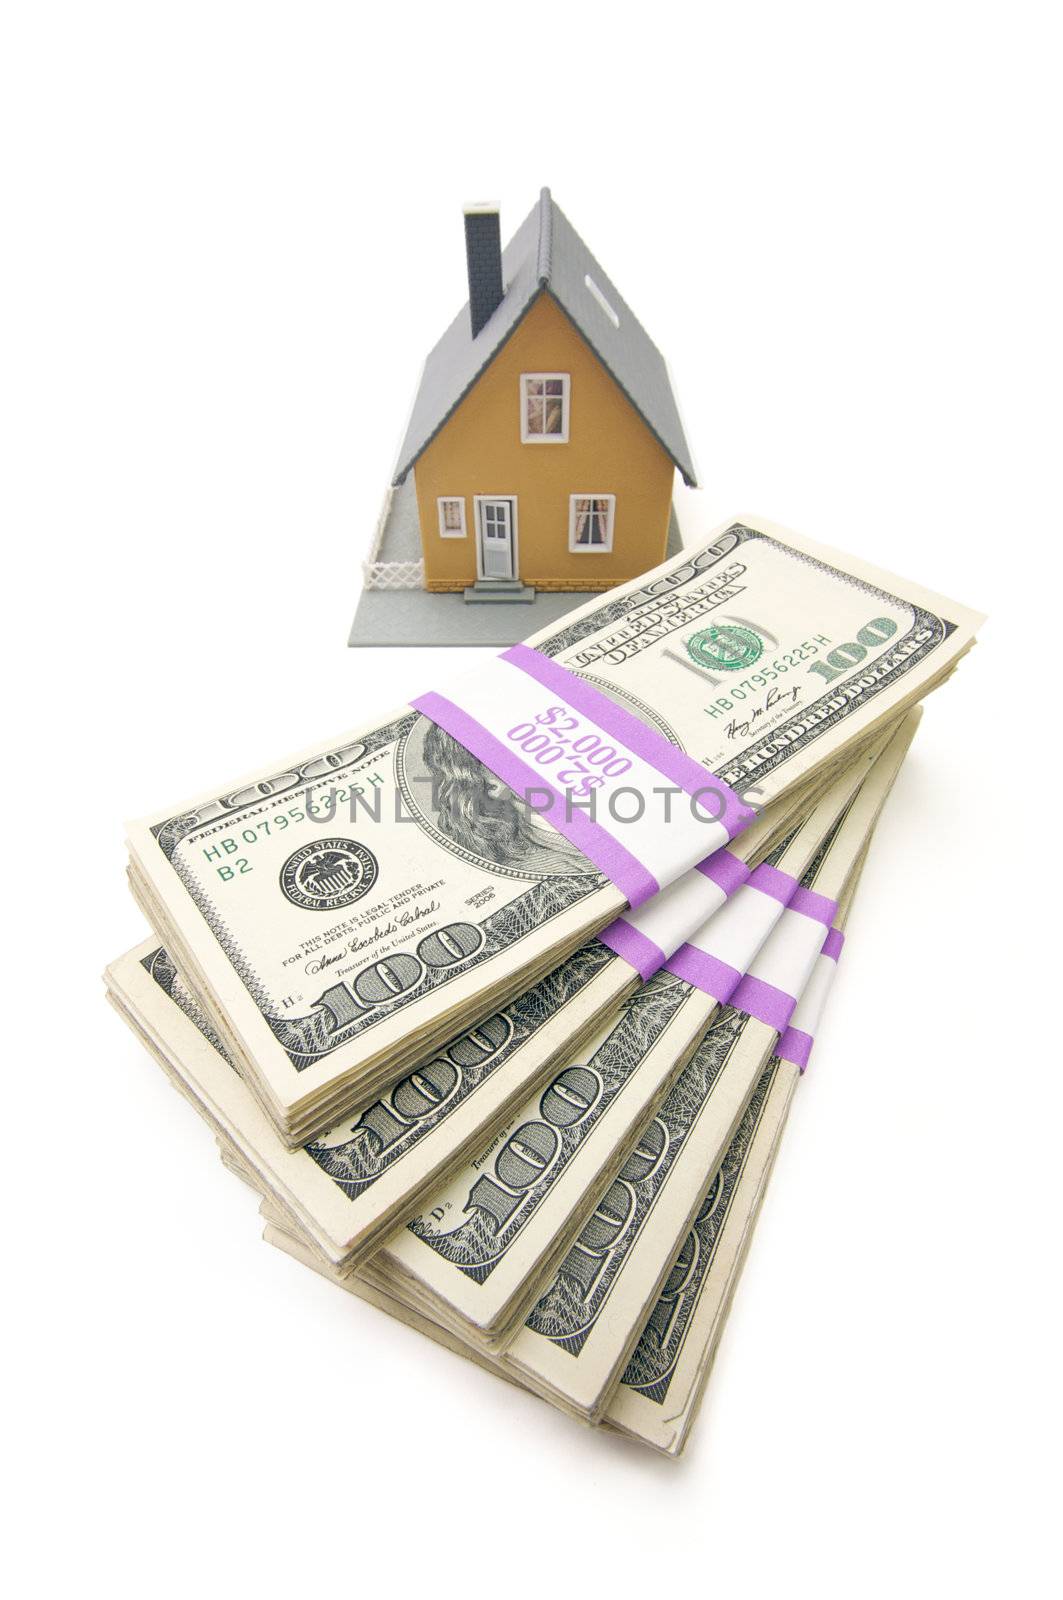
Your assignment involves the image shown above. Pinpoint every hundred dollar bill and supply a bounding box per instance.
[249,829,868,1451]
[114,728,894,1393]
[124,518,981,1144]
[107,798,809,1270]
[361,743,880,1348]
[501,711,918,1419]
[253,827,873,1456]
[249,818,874,1444]
[161,1033,813,1449]
[609,1055,797,1453]
[604,848,871,1454]
[221,819,878,1451]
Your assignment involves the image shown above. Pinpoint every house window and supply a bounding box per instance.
[569,495,615,552]
[437,497,467,538]
[521,374,570,442]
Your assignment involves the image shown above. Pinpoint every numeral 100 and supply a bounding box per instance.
[806,617,897,684]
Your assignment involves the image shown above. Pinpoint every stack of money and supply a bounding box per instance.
[107,515,982,1454]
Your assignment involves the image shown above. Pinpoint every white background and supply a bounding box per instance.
[2,4,1060,1596]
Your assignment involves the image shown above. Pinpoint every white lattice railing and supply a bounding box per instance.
[361,486,425,591]
[363,558,425,591]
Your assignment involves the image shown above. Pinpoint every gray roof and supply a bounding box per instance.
[392,188,697,488]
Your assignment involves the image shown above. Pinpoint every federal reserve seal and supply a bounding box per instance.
[279,838,378,911]
[685,623,764,672]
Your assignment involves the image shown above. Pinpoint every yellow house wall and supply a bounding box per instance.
[412,294,676,592]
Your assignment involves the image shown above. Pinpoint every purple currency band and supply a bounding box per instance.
[777,1027,814,1071]
[598,844,751,980]
[730,973,798,1033]
[412,690,659,905]
[662,850,761,998]
[501,645,756,841]
[789,885,839,926]
[696,849,751,897]
[666,945,743,1004]
[412,646,754,908]
[746,860,797,904]
[777,924,846,1073]
[596,918,666,982]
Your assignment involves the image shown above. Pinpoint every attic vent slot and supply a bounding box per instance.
[584,274,620,329]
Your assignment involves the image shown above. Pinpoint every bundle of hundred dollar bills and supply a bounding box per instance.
[108,514,983,1454]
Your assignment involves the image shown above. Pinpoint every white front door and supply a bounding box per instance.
[478,498,515,580]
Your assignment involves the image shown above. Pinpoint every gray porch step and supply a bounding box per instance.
[463,579,537,603]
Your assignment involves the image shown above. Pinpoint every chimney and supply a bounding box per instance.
[463,203,504,338]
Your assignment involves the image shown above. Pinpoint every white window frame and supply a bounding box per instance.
[436,496,467,539]
[568,494,615,554]
[520,373,570,443]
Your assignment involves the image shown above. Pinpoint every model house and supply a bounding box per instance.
[387,189,697,601]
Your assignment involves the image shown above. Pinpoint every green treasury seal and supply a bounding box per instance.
[685,623,764,672]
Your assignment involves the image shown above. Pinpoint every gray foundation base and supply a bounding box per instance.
[348,586,608,646]
[348,504,683,648]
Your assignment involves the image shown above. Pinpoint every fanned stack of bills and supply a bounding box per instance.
[108,514,983,1454]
